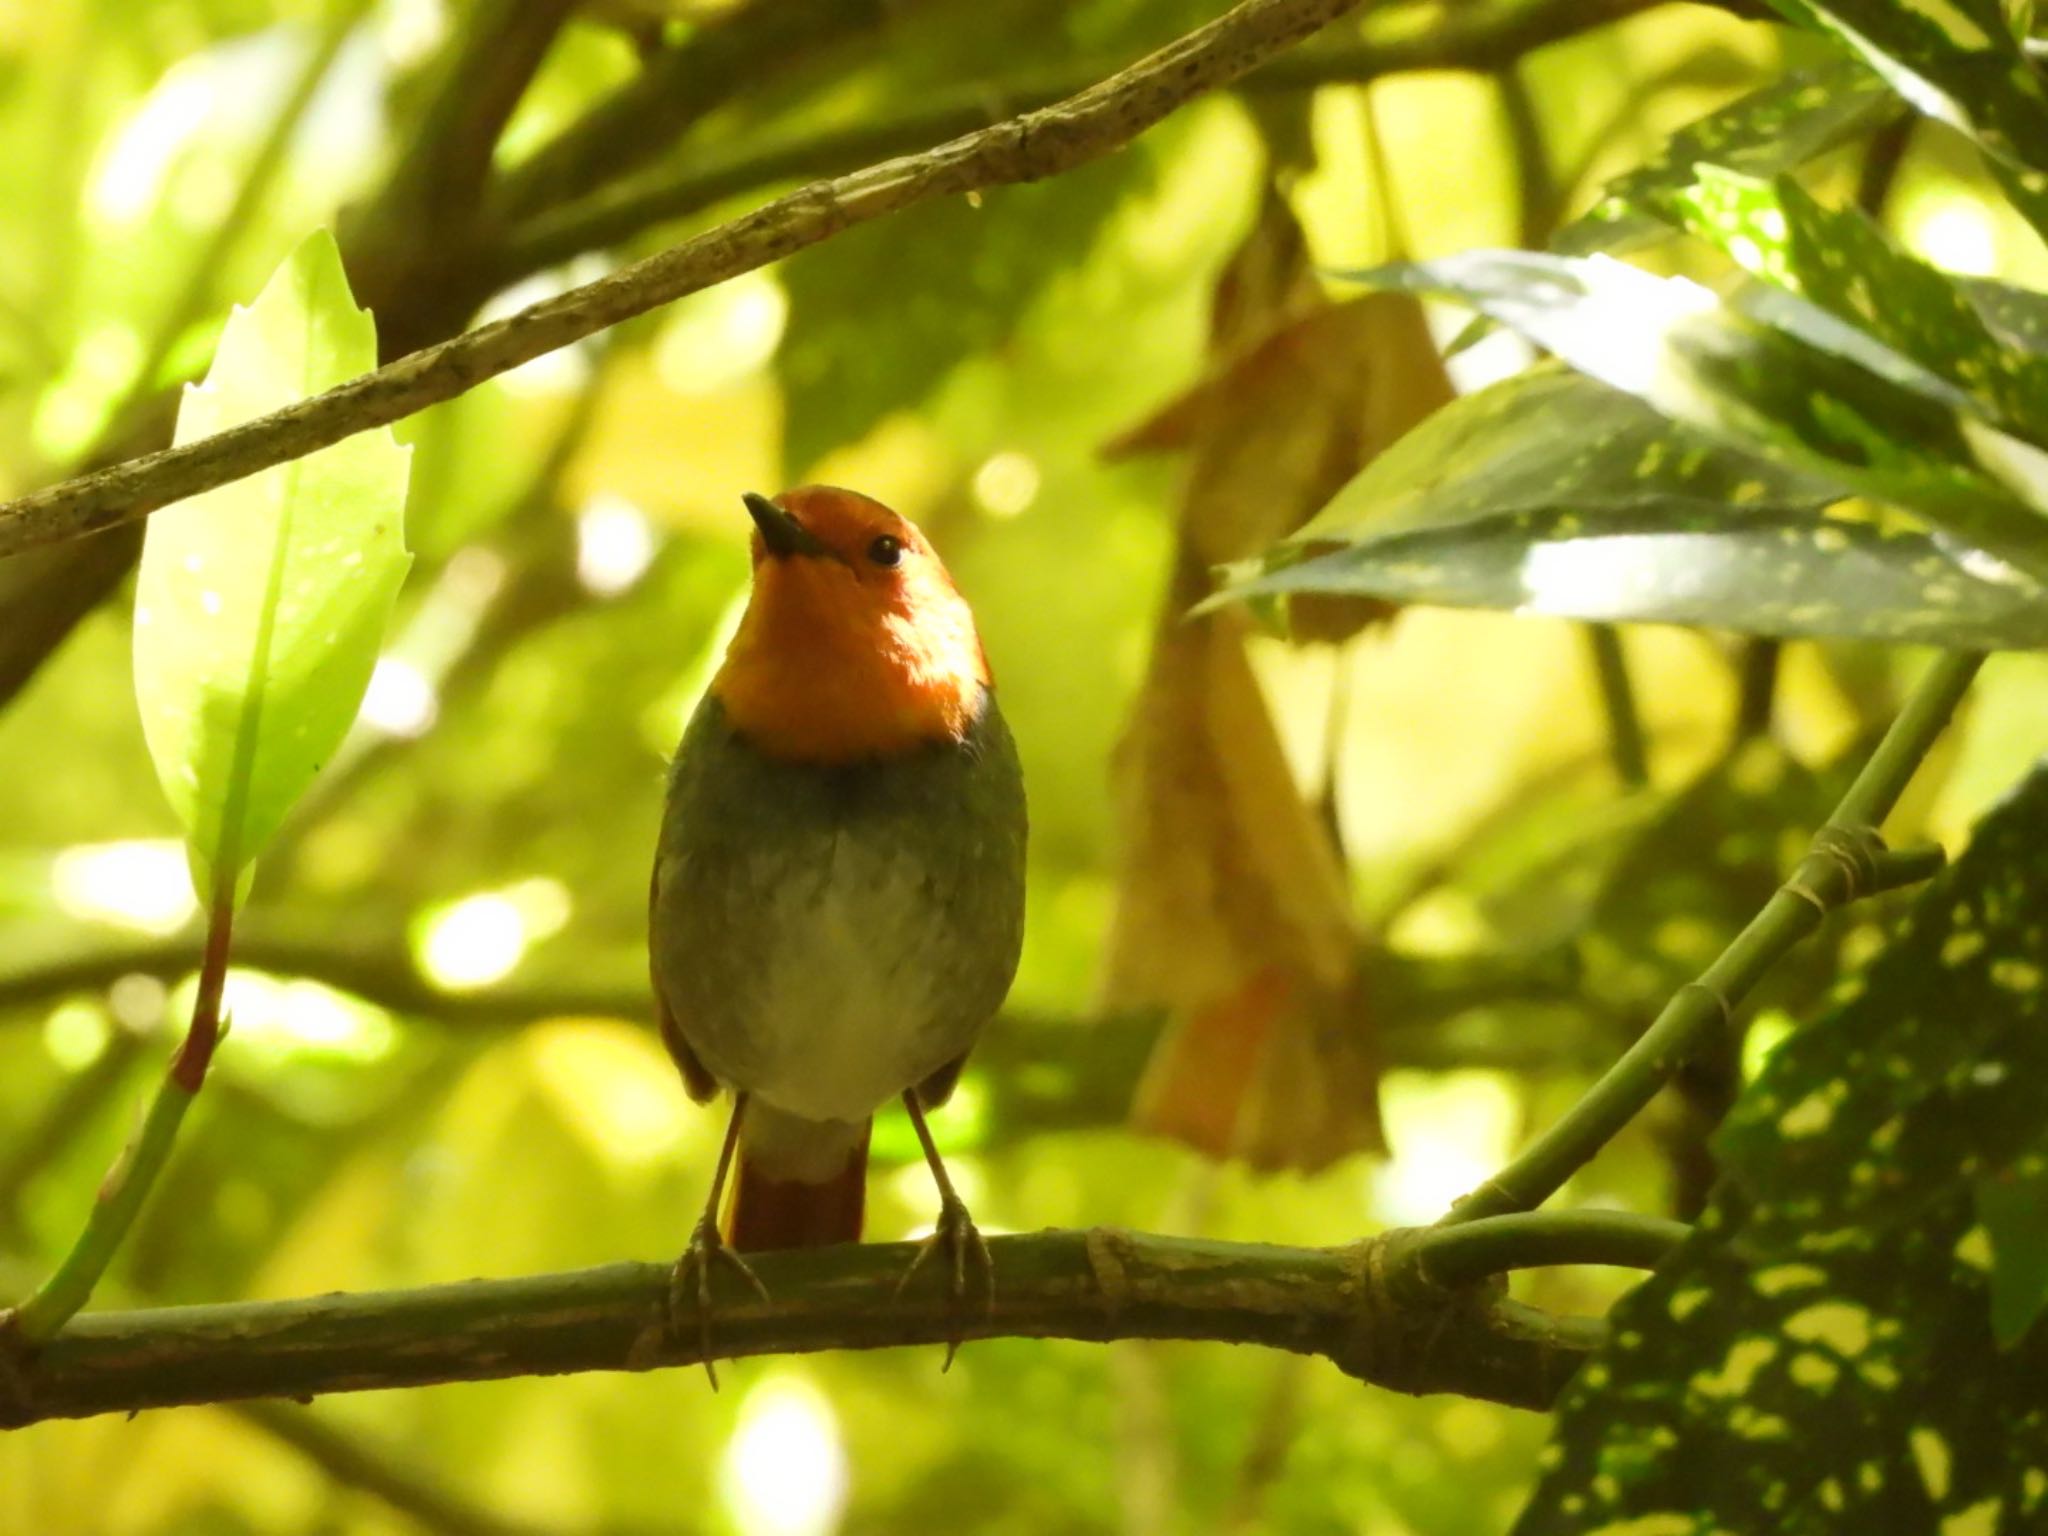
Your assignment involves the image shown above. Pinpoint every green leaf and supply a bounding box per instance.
[133,229,412,905]
[1767,0,2048,177]
[1224,368,2048,647]
[1978,1159,2048,1345]
[1341,249,2048,584]
[1556,58,1903,257]
[1660,169,2048,445]
[1517,755,2048,1532]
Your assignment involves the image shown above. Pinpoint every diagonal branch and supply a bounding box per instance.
[497,0,1678,284]
[0,0,1365,560]
[0,1228,1603,1427]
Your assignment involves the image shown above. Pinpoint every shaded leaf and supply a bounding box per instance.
[1557,58,1903,257]
[1665,168,2048,444]
[1226,365,2048,647]
[1767,0,2048,177]
[1517,755,2048,1532]
[133,231,412,903]
[1342,249,2048,585]
[1978,1159,2048,1345]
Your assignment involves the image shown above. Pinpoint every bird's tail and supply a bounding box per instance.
[723,1106,870,1251]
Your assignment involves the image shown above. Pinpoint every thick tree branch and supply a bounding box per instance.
[0,1229,1601,1428]
[0,0,1369,559]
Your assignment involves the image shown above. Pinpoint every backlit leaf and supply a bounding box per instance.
[1340,249,2048,584]
[1226,364,2048,647]
[1557,58,1902,257]
[1663,169,2048,444]
[133,230,412,904]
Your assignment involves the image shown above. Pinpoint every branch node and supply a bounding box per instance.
[0,1311,35,1426]
[1675,979,1734,1030]
[1783,823,1888,915]
[1084,1226,1134,1320]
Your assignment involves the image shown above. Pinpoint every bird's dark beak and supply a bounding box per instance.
[743,492,832,560]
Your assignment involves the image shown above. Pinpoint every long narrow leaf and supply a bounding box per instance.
[1341,250,2048,582]
[133,231,412,904]
[1223,367,2048,648]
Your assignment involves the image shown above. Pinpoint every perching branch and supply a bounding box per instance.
[0,0,1366,558]
[1444,650,1983,1225]
[0,1227,1609,1428]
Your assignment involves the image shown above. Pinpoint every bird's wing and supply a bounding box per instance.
[651,865,718,1104]
[915,1049,969,1109]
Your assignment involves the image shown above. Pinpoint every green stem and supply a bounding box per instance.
[1584,624,1649,788]
[4,897,235,1342]
[1404,1210,1688,1291]
[1442,649,1983,1226]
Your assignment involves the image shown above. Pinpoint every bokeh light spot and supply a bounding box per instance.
[720,1373,848,1536]
[53,840,197,935]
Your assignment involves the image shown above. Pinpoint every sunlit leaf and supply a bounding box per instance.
[1557,57,1903,257]
[1227,363,2048,647]
[1518,755,2048,1532]
[1767,0,2048,172]
[1662,169,2048,444]
[133,230,412,904]
[1341,249,2048,583]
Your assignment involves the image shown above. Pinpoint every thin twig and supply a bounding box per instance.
[1442,650,1983,1225]
[3,896,236,1342]
[0,1228,1599,1427]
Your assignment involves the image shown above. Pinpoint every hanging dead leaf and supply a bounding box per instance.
[1100,185,1455,1171]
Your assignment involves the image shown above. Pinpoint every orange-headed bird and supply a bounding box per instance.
[650,487,1027,1375]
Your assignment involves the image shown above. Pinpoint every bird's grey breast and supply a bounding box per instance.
[651,694,1025,1122]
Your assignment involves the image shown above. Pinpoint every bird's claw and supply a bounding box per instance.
[895,1193,993,1371]
[666,1215,768,1390]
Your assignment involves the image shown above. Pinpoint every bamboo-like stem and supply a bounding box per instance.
[1398,1210,1688,1291]
[3,898,235,1343]
[0,1228,1602,1427]
[1442,650,1983,1226]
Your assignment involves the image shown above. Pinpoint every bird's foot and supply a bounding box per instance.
[895,1193,994,1371]
[667,1214,769,1390]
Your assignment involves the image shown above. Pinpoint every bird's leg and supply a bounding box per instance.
[668,1092,769,1389]
[894,1088,993,1371]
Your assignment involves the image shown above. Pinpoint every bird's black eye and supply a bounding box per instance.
[867,534,904,568]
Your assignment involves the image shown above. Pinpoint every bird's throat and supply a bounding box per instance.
[712,564,990,762]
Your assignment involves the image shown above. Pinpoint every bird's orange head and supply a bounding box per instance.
[711,486,992,762]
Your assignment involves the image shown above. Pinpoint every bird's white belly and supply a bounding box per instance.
[736,832,961,1122]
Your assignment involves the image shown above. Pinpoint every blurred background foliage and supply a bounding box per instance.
[3,0,2048,1532]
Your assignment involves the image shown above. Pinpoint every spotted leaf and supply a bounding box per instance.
[1338,250,2048,587]
[1766,0,2048,189]
[1516,755,2048,1532]
[1664,169,2048,446]
[1221,365,2048,648]
[1556,58,1903,257]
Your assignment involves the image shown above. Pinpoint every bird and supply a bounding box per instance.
[650,485,1027,1381]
